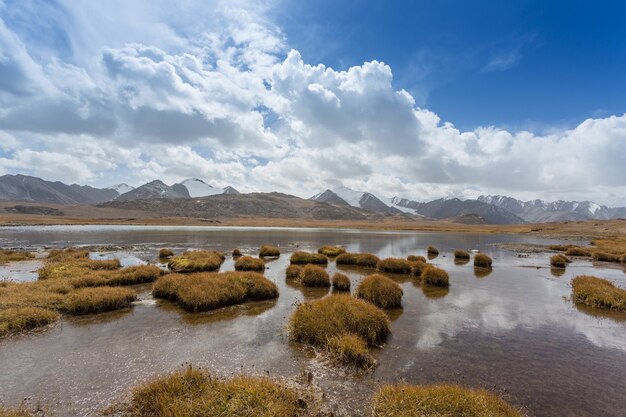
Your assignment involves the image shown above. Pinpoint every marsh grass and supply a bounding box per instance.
[372,383,522,417]
[427,246,439,256]
[356,274,403,309]
[331,272,351,291]
[565,247,592,257]
[168,251,224,272]
[232,248,242,257]
[0,406,31,417]
[548,244,577,251]
[454,249,470,259]
[0,306,58,337]
[127,366,308,417]
[571,275,625,311]
[422,266,450,287]
[234,256,266,272]
[410,261,428,278]
[335,253,380,268]
[153,272,278,312]
[289,251,328,265]
[407,255,426,263]
[259,245,280,258]
[0,249,35,265]
[159,248,174,258]
[376,258,411,274]
[46,248,89,262]
[327,334,375,369]
[318,246,346,257]
[473,253,493,268]
[550,254,570,268]
[285,265,302,280]
[592,251,622,263]
[300,265,330,287]
[63,287,136,315]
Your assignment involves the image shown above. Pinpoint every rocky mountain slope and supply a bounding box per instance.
[0,174,118,204]
[115,180,190,201]
[311,187,400,214]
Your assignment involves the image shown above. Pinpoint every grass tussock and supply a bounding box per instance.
[127,366,308,417]
[327,334,375,368]
[46,248,89,262]
[62,287,136,315]
[427,246,439,256]
[407,255,426,263]
[285,265,302,280]
[234,256,265,272]
[39,262,163,288]
[0,249,35,265]
[331,272,351,291]
[372,383,522,417]
[259,245,280,257]
[592,251,622,263]
[168,251,224,272]
[356,274,403,309]
[300,264,330,287]
[410,261,428,278]
[454,249,470,259]
[232,248,242,257]
[335,253,380,268]
[153,272,278,312]
[289,294,390,368]
[0,306,58,337]
[550,254,570,268]
[0,406,32,417]
[473,253,493,268]
[422,266,450,287]
[564,247,592,257]
[571,275,625,311]
[289,251,328,265]
[159,248,174,258]
[377,258,412,274]
[318,246,346,257]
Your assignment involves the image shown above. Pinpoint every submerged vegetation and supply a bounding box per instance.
[317,245,346,257]
[259,245,280,257]
[153,272,278,312]
[300,264,330,287]
[372,383,522,417]
[376,258,411,274]
[331,272,351,291]
[168,251,225,272]
[335,253,380,268]
[234,256,265,272]
[422,266,450,287]
[289,251,328,265]
[356,274,403,309]
[571,275,625,311]
[473,253,493,268]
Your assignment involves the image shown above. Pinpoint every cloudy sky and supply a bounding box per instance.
[0,0,625,205]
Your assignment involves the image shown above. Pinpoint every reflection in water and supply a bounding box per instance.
[454,258,470,266]
[574,302,626,323]
[550,267,566,277]
[473,266,493,278]
[421,285,450,299]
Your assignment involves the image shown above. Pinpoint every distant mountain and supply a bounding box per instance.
[106,183,134,195]
[115,180,190,201]
[311,187,400,214]
[391,197,525,224]
[173,178,239,197]
[0,174,118,204]
[478,195,626,222]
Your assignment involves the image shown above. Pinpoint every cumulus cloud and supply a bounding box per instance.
[0,1,624,205]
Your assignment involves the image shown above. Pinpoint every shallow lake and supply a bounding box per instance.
[1,225,625,416]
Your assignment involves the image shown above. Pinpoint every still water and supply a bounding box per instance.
[0,225,625,416]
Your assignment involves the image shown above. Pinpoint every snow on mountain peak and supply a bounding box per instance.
[179,178,222,198]
[107,183,134,195]
[333,186,365,207]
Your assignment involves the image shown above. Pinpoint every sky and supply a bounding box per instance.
[0,0,625,205]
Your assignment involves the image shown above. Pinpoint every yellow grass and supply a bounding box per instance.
[0,249,35,265]
[454,249,470,259]
[331,272,351,291]
[407,255,426,263]
[335,253,380,268]
[372,383,522,417]
[232,248,242,257]
[289,251,328,265]
[0,306,58,337]
[550,255,568,268]
[234,256,266,272]
[571,275,625,311]
[153,272,278,312]
[46,248,89,262]
[168,251,224,272]
[422,266,450,287]
[300,264,330,287]
[0,406,32,417]
[592,251,622,263]
[159,248,174,258]
[259,245,280,257]
[377,258,412,274]
[410,261,428,278]
[285,265,302,280]
[473,253,493,268]
[565,247,592,257]
[62,287,136,315]
[327,334,375,369]
[427,246,439,255]
[317,246,346,257]
[356,274,403,309]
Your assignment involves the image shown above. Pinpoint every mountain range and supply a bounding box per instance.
[1,174,625,224]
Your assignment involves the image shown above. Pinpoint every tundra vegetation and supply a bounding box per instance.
[168,250,225,272]
[153,271,278,312]
[317,245,346,257]
[289,251,328,265]
[356,274,403,309]
[232,248,242,257]
[158,248,174,258]
[407,255,426,263]
[564,247,592,257]
[427,246,439,258]
[421,266,450,287]
[454,249,470,259]
[376,258,412,274]
[571,275,625,311]
[331,272,351,291]
[372,383,522,417]
[335,253,380,268]
[259,245,280,257]
[592,251,622,263]
[289,294,390,368]
[473,253,493,268]
[285,264,302,280]
[234,256,265,272]
[410,260,429,277]
[550,254,571,268]
[0,249,35,265]
[299,264,331,287]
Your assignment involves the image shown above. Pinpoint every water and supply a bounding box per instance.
[0,225,625,416]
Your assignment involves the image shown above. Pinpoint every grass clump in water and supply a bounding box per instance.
[356,274,403,309]
[300,265,330,287]
[331,272,351,291]
[234,256,265,272]
[46,248,89,262]
[410,261,428,278]
[377,258,411,274]
[62,287,136,315]
[153,272,278,312]
[571,275,625,311]
[422,266,450,287]
[454,249,470,259]
[0,249,35,265]
[126,366,310,417]
[159,248,174,258]
[372,383,522,417]
[564,247,592,257]
[550,254,570,268]
[285,265,302,280]
[427,246,439,257]
[0,306,58,337]
[232,248,242,257]
[407,255,426,263]
[473,253,493,268]
[289,251,328,265]
[168,251,224,272]
[592,251,622,263]
[318,246,346,257]
[336,253,380,268]
[327,334,375,369]
[259,245,280,257]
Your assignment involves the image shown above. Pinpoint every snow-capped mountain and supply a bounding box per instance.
[116,180,189,201]
[311,187,400,214]
[173,178,241,197]
[106,183,134,195]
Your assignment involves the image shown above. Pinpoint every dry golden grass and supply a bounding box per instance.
[168,251,224,272]
[0,406,32,417]
[565,247,592,257]
[372,383,522,417]
[454,249,470,259]
[153,272,278,312]
[331,272,351,291]
[232,248,242,257]
[356,274,403,309]
[376,258,412,274]
[234,256,266,272]
[407,255,426,263]
[548,244,575,251]
[289,294,390,368]
[126,366,308,417]
[317,246,346,257]
[592,251,622,263]
[410,261,428,278]
[327,334,375,369]
[289,251,328,265]
[422,266,450,287]
[572,275,625,311]
[0,306,58,337]
[0,249,35,265]
[300,264,330,287]
[335,253,380,268]
[427,246,439,256]
[259,245,280,257]
[159,248,174,258]
[39,262,163,288]
[550,255,569,268]
[62,287,136,315]
[285,265,302,280]
[46,248,90,262]
[473,253,493,268]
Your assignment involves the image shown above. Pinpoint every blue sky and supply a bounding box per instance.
[0,0,625,205]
